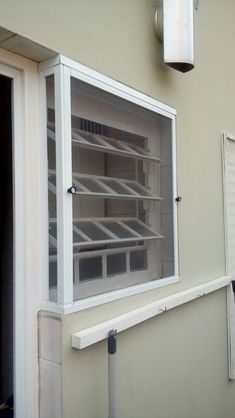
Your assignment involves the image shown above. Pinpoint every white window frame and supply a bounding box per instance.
[39,54,179,314]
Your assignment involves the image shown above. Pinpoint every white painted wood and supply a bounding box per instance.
[0,49,41,418]
[39,55,176,118]
[72,276,231,348]
[54,65,73,305]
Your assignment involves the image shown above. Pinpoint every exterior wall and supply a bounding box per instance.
[62,288,235,418]
[0,0,235,417]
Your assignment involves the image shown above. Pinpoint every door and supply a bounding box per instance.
[0,74,14,412]
[0,55,41,418]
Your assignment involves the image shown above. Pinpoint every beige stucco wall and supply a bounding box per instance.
[1,0,235,417]
[62,289,235,418]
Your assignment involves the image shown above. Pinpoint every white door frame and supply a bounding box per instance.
[0,49,41,418]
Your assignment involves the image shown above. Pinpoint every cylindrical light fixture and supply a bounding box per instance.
[156,0,194,73]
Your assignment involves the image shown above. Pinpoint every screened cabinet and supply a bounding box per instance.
[40,56,178,311]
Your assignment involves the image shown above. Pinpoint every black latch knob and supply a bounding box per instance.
[108,329,117,355]
[68,186,77,195]
[175,196,182,203]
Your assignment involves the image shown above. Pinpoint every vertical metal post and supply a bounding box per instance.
[108,329,117,418]
[54,64,73,305]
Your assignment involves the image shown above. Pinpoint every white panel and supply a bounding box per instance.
[223,134,235,379]
[223,136,235,278]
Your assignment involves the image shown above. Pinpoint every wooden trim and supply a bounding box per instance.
[72,276,231,349]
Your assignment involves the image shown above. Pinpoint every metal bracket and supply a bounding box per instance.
[154,7,163,43]
[194,0,199,10]
[108,329,117,355]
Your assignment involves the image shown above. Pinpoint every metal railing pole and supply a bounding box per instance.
[108,329,117,418]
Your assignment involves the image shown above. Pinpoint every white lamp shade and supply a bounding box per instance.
[163,0,194,73]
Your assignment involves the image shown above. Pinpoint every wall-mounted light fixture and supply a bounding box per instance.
[155,0,195,73]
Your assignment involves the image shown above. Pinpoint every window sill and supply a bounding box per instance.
[42,275,180,314]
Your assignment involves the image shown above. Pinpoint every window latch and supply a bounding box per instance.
[175,196,182,203]
[67,186,77,195]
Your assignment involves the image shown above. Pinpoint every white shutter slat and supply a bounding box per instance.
[71,128,162,163]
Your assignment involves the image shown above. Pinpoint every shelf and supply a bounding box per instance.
[49,217,163,249]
